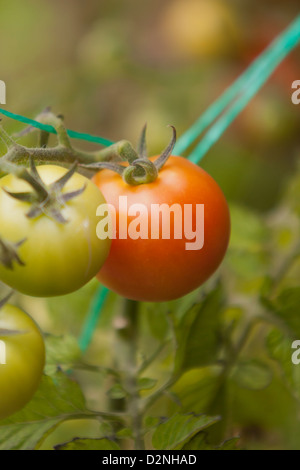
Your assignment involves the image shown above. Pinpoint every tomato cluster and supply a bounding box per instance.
[0,135,230,420]
[0,164,112,419]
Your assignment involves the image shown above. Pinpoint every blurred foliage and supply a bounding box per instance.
[0,0,300,451]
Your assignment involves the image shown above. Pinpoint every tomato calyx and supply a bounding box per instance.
[0,236,26,269]
[4,159,86,224]
[81,125,177,186]
[122,158,158,185]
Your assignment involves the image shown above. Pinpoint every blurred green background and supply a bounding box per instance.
[0,0,300,450]
[2,0,299,213]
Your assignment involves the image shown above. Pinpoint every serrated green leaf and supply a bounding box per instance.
[56,438,120,450]
[174,284,224,374]
[0,372,91,450]
[152,413,220,450]
[138,377,157,391]
[181,431,207,450]
[182,432,239,450]
[232,360,272,391]
[172,366,222,414]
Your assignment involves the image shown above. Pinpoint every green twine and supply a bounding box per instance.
[175,14,300,161]
[78,286,110,352]
[0,108,114,147]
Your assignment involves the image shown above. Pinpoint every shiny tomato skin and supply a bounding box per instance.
[0,165,111,297]
[0,305,45,420]
[93,156,230,302]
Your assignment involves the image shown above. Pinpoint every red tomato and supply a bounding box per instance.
[93,156,230,302]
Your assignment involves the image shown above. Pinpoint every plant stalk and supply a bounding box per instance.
[115,299,145,450]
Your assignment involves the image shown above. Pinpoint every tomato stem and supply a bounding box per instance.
[137,123,148,160]
[0,113,176,188]
[114,299,145,450]
[153,126,177,170]
[122,159,158,185]
[0,125,16,149]
[0,114,131,177]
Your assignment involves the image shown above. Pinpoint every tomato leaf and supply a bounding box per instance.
[172,366,222,414]
[0,371,99,450]
[55,438,120,450]
[182,432,239,450]
[173,283,225,375]
[152,413,220,450]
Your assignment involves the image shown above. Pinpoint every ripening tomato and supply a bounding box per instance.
[0,165,111,297]
[0,305,45,420]
[93,156,230,302]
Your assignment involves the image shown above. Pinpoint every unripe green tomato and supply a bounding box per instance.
[0,165,111,297]
[0,305,45,420]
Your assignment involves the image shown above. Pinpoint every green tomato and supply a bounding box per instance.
[0,305,45,420]
[0,165,111,297]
